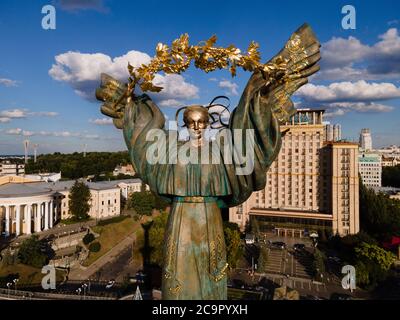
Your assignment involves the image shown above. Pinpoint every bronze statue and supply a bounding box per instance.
[96,23,321,300]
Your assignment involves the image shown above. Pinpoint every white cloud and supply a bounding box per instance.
[297,81,400,102]
[32,111,58,117]
[218,80,239,96]
[22,130,35,137]
[89,118,113,125]
[327,102,394,113]
[6,128,22,135]
[322,102,394,118]
[324,109,346,118]
[49,50,199,104]
[0,109,26,118]
[0,109,59,121]
[318,28,400,81]
[0,78,18,87]
[158,99,182,108]
[0,117,11,123]
[5,128,100,139]
[57,0,107,12]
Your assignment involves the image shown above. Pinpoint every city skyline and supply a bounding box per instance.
[1,0,400,154]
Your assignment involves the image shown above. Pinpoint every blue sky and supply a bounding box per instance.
[0,0,399,154]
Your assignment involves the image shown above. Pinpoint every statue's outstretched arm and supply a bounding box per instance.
[235,23,321,125]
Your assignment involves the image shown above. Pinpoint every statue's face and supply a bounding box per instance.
[183,107,209,140]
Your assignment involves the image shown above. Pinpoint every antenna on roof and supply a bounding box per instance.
[33,144,39,163]
[23,140,29,164]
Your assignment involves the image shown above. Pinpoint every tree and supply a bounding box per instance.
[359,177,400,240]
[354,242,396,288]
[223,222,244,269]
[147,211,169,266]
[257,247,268,273]
[313,248,326,280]
[68,180,91,221]
[128,191,155,216]
[382,165,400,188]
[17,235,48,268]
[89,242,101,253]
[83,233,95,245]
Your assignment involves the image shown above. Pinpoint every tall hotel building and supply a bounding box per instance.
[229,109,360,237]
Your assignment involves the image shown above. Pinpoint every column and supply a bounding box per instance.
[5,206,10,237]
[49,200,54,228]
[35,203,42,233]
[44,201,49,231]
[27,204,32,235]
[16,205,21,236]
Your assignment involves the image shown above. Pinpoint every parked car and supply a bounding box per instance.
[328,256,341,263]
[245,234,256,245]
[293,243,306,251]
[105,279,115,289]
[330,293,352,300]
[271,241,286,249]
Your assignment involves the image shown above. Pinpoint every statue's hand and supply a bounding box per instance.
[96,73,129,129]
[256,24,321,123]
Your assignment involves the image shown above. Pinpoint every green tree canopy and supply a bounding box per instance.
[354,242,396,288]
[223,222,244,269]
[128,191,169,216]
[68,180,92,221]
[17,235,48,268]
[25,151,131,180]
[359,178,400,240]
[148,211,169,267]
[382,165,400,188]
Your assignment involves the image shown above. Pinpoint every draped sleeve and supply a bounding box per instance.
[221,23,321,207]
[122,94,167,189]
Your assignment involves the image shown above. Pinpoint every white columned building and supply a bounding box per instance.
[0,187,54,238]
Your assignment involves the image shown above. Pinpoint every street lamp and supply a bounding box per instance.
[87,279,91,294]
[6,282,12,298]
[82,283,88,299]
[13,278,19,294]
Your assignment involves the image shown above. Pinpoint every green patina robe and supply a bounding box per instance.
[122,70,295,300]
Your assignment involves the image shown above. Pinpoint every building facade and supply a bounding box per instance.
[358,153,382,187]
[229,109,360,237]
[0,161,25,176]
[0,178,146,238]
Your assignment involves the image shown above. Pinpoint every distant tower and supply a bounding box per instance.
[83,144,88,157]
[324,124,334,141]
[23,140,29,164]
[333,124,341,141]
[359,128,372,151]
[33,144,39,163]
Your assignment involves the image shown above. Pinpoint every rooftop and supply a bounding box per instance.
[0,178,143,198]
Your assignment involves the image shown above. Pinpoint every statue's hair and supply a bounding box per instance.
[175,96,231,129]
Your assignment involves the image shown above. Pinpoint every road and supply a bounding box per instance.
[68,232,137,280]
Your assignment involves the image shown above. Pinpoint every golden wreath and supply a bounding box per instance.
[126,33,289,95]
